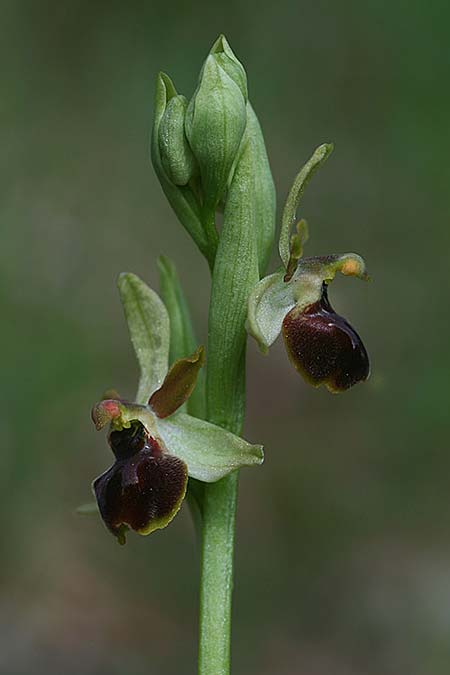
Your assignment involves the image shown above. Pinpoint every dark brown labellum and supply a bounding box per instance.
[282,283,369,393]
[108,420,149,460]
[94,422,187,543]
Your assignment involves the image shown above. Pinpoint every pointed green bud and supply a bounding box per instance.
[151,73,213,267]
[185,53,247,210]
[159,95,198,186]
[209,34,248,101]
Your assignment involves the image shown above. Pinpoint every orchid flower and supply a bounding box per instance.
[247,144,370,393]
[90,273,263,544]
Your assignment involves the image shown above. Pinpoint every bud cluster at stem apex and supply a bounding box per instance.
[161,36,247,208]
[151,35,276,274]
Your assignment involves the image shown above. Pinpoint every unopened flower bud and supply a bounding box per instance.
[209,34,248,100]
[185,50,247,210]
[159,95,198,186]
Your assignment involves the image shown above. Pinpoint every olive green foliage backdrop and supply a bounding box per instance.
[2,1,448,673]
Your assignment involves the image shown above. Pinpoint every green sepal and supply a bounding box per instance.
[118,273,170,404]
[279,143,334,268]
[247,271,295,352]
[185,55,247,212]
[157,412,264,482]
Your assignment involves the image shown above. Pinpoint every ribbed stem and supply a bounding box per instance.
[198,123,260,674]
[198,473,238,675]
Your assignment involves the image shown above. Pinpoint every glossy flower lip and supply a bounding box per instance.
[247,253,368,352]
[282,283,370,393]
[91,391,263,544]
[93,421,188,545]
[247,252,370,393]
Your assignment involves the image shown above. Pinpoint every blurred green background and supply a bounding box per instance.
[2,1,449,673]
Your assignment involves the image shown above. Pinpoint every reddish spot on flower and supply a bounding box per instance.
[91,399,122,430]
[102,400,121,417]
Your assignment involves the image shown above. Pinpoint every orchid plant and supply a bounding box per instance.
[81,35,370,675]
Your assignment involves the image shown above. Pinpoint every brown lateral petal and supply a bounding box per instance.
[282,283,369,393]
[93,426,188,544]
[149,346,205,418]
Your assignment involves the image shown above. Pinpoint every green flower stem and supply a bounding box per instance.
[151,41,275,673]
[199,130,260,675]
[198,472,238,675]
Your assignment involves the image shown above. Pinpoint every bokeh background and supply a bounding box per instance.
[2,1,449,673]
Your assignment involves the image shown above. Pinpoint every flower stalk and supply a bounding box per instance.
[198,122,262,672]
[84,32,370,675]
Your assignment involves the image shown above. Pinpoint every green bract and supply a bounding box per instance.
[150,36,276,278]
[90,273,263,543]
[245,103,276,275]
